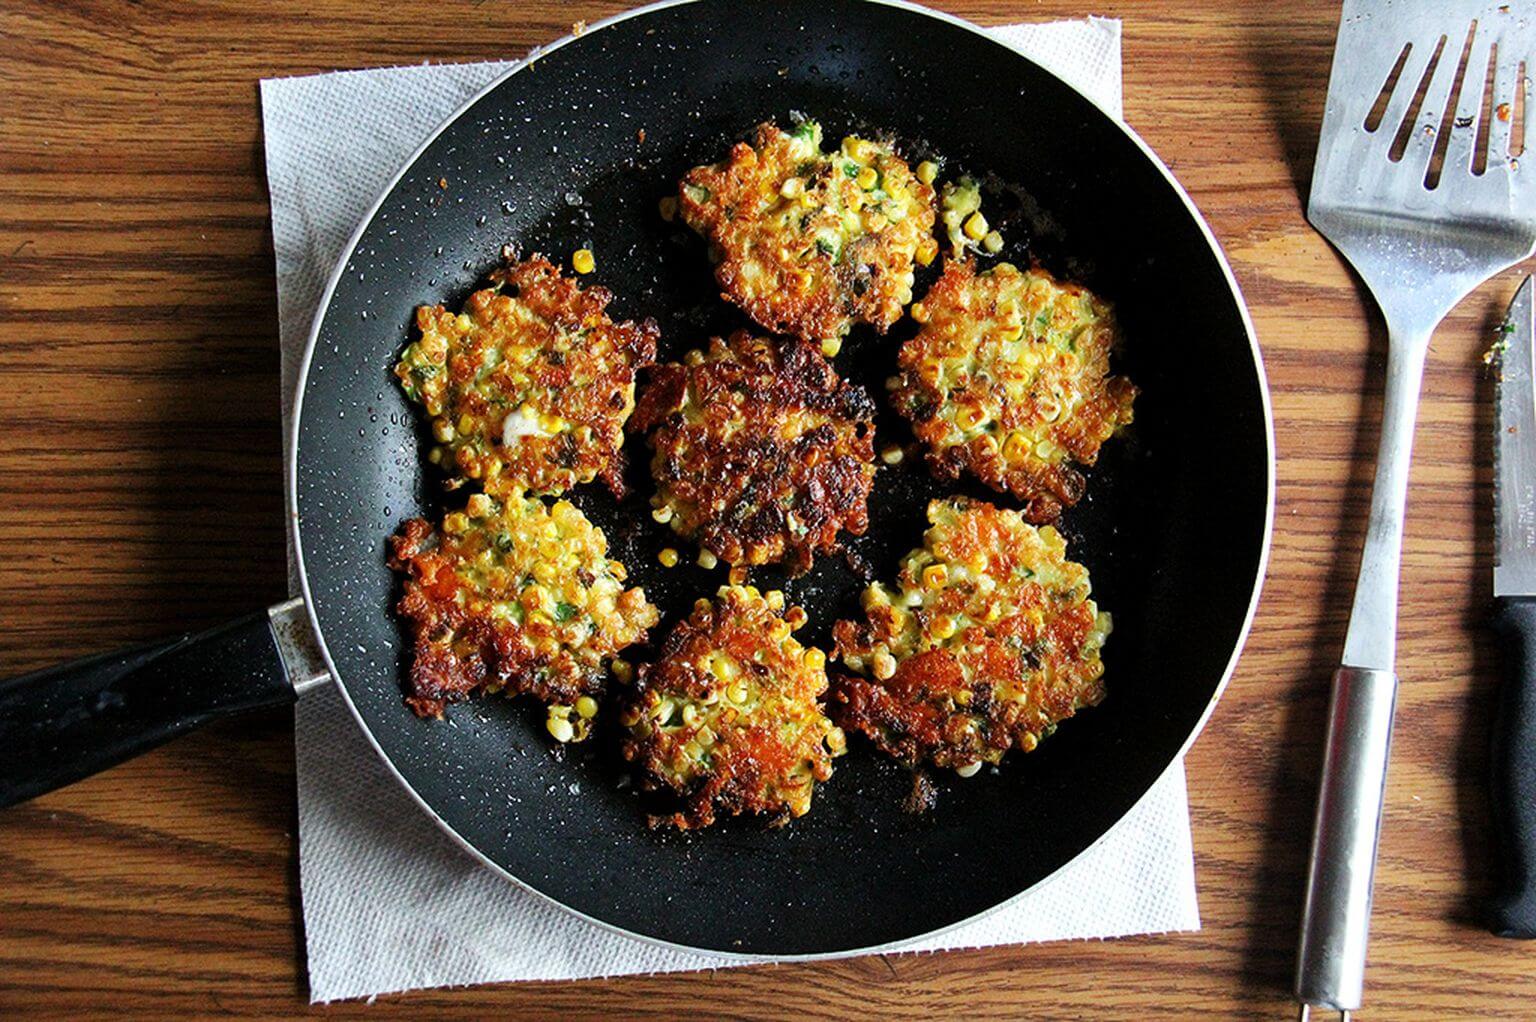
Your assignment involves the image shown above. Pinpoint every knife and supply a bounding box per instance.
[1490,274,1536,939]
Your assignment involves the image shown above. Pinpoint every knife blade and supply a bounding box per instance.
[1496,276,1536,598]
[1488,274,1536,938]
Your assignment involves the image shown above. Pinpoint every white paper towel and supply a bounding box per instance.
[262,14,1200,1004]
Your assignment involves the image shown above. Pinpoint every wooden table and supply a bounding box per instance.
[1,0,1530,1016]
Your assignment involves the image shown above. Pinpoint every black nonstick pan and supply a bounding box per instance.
[0,0,1273,957]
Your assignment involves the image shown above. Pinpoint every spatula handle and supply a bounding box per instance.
[1295,665,1398,1013]
[1488,597,1536,938]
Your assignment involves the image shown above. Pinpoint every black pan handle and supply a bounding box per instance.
[1489,596,1536,938]
[0,610,298,809]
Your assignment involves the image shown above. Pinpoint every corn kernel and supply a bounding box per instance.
[466,493,493,518]
[427,445,444,465]
[683,348,705,366]
[443,512,470,534]
[803,647,826,671]
[658,547,679,568]
[572,248,596,274]
[658,195,678,221]
[931,614,958,640]
[727,680,750,704]
[681,702,701,727]
[982,230,1004,254]
[546,712,575,743]
[728,565,748,585]
[872,651,897,680]
[916,160,938,185]
[963,211,988,241]
[861,211,887,233]
[432,418,456,443]
[956,761,982,778]
[998,321,1024,342]
[455,312,474,333]
[826,726,847,754]
[651,504,674,524]
[956,405,988,431]
[880,444,904,466]
[1003,432,1030,461]
[780,176,805,198]
[856,165,879,190]
[611,658,634,684]
[922,564,948,590]
[785,606,808,630]
[575,695,599,719]
[696,548,719,570]
[820,337,841,358]
[766,589,786,611]
[457,413,475,435]
[916,236,939,266]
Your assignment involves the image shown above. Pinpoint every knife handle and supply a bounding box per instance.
[1488,597,1536,938]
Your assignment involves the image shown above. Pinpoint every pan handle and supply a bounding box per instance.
[0,599,328,809]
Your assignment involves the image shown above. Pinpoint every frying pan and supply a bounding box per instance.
[0,0,1273,957]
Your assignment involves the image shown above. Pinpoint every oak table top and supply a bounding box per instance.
[2,0,1532,1017]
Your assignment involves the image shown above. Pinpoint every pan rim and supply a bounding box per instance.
[285,0,1277,962]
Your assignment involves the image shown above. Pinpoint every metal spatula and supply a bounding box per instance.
[1298,2,1536,1018]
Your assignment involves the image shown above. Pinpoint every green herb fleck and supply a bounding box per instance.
[554,602,580,623]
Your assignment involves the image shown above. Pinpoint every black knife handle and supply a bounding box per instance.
[0,611,296,809]
[1488,596,1536,937]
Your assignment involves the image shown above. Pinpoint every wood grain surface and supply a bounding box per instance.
[1,0,1531,1017]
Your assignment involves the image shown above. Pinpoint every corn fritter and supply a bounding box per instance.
[831,496,1112,772]
[630,331,877,575]
[621,585,845,829]
[678,119,936,349]
[388,493,659,733]
[395,252,659,499]
[892,259,1136,523]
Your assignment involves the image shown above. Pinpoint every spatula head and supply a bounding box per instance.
[1309,0,1536,321]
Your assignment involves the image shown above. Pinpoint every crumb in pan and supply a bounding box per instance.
[938,176,1002,257]
[395,252,658,498]
[831,496,1111,773]
[678,119,936,353]
[630,331,877,576]
[621,584,845,829]
[388,492,659,736]
[890,259,1136,523]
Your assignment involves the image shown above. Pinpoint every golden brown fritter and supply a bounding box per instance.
[890,259,1136,523]
[387,493,659,737]
[629,331,877,576]
[394,252,659,498]
[831,496,1112,773]
[678,119,936,352]
[620,585,845,829]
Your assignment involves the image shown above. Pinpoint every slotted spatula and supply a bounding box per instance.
[1299,2,1536,1018]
